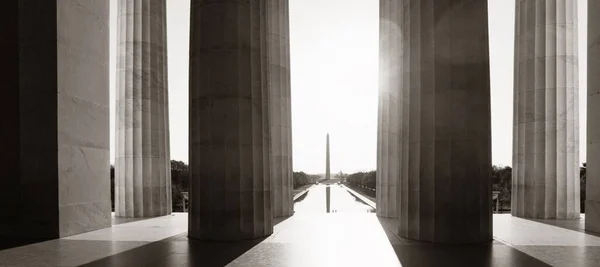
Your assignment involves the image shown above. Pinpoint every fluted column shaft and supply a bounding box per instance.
[586,1,600,232]
[398,0,492,243]
[268,0,293,218]
[376,0,400,219]
[189,0,272,240]
[512,0,579,219]
[115,0,172,218]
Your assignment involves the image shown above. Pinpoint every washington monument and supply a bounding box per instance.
[326,133,330,180]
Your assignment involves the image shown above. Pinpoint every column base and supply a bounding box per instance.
[511,212,581,220]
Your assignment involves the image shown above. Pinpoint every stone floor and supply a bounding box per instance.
[0,185,599,266]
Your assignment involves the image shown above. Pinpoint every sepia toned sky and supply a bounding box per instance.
[109,0,588,174]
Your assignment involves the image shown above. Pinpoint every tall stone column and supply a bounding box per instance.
[0,0,111,238]
[115,0,172,218]
[397,0,492,243]
[268,0,293,218]
[587,0,600,233]
[512,0,580,219]
[376,0,400,219]
[189,0,272,240]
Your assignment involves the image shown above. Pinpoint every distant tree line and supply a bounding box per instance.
[110,160,190,212]
[109,162,588,213]
[292,171,321,189]
[345,171,376,189]
[110,162,324,211]
[492,163,587,212]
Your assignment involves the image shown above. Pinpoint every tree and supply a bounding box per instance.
[110,161,191,212]
[293,171,316,188]
[345,171,376,190]
[491,165,512,211]
[345,171,364,187]
[110,165,115,211]
[362,171,376,189]
[581,162,587,213]
[171,160,189,212]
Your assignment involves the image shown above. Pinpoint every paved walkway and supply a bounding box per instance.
[493,214,600,266]
[1,185,599,266]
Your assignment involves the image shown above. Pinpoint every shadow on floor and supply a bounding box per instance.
[81,214,297,267]
[391,243,550,267]
[82,233,266,267]
[0,214,172,251]
[376,217,551,267]
[273,214,292,226]
[0,236,52,250]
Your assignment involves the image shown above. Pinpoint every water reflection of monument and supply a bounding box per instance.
[326,185,331,213]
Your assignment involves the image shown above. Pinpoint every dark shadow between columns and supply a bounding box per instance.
[81,233,265,267]
[375,217,551,267]
[0,237,53,251]
[273,215,292,226]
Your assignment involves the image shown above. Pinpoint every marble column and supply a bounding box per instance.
[115,0,172,218]
[397,0,492,243]
[0,0,111,238]
[376,0,400,219]
[587,0,600,232]
[512,0,580,220]
[189,0,272,240]
[268,0,293,218]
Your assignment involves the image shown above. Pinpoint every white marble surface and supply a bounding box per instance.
[114,0,172,218]
[493,214,600,246]
[5,213,600,266]
[512,0,580,220]
[587,0,600,234]
[65,213,187,242]
[251,213,402,267]
[17,0,112,237]
[0,213,188,267]
[376,0,400,219]
[268,0,294,218]
[494,214,600,267]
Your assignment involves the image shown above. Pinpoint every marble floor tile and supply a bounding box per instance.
[493,214,600,246]
[65,213,188,242]
[3,187,600,267]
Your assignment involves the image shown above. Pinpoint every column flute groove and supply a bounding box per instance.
[512,0,579,220]
[397,0,492,243]
[586,0,600,233]
[189,0,272,241]
[377,0,400,219]
[115,0,172,218]
[268,0,293,218]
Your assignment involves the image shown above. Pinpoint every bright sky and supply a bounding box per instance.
[109,0,588,174]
